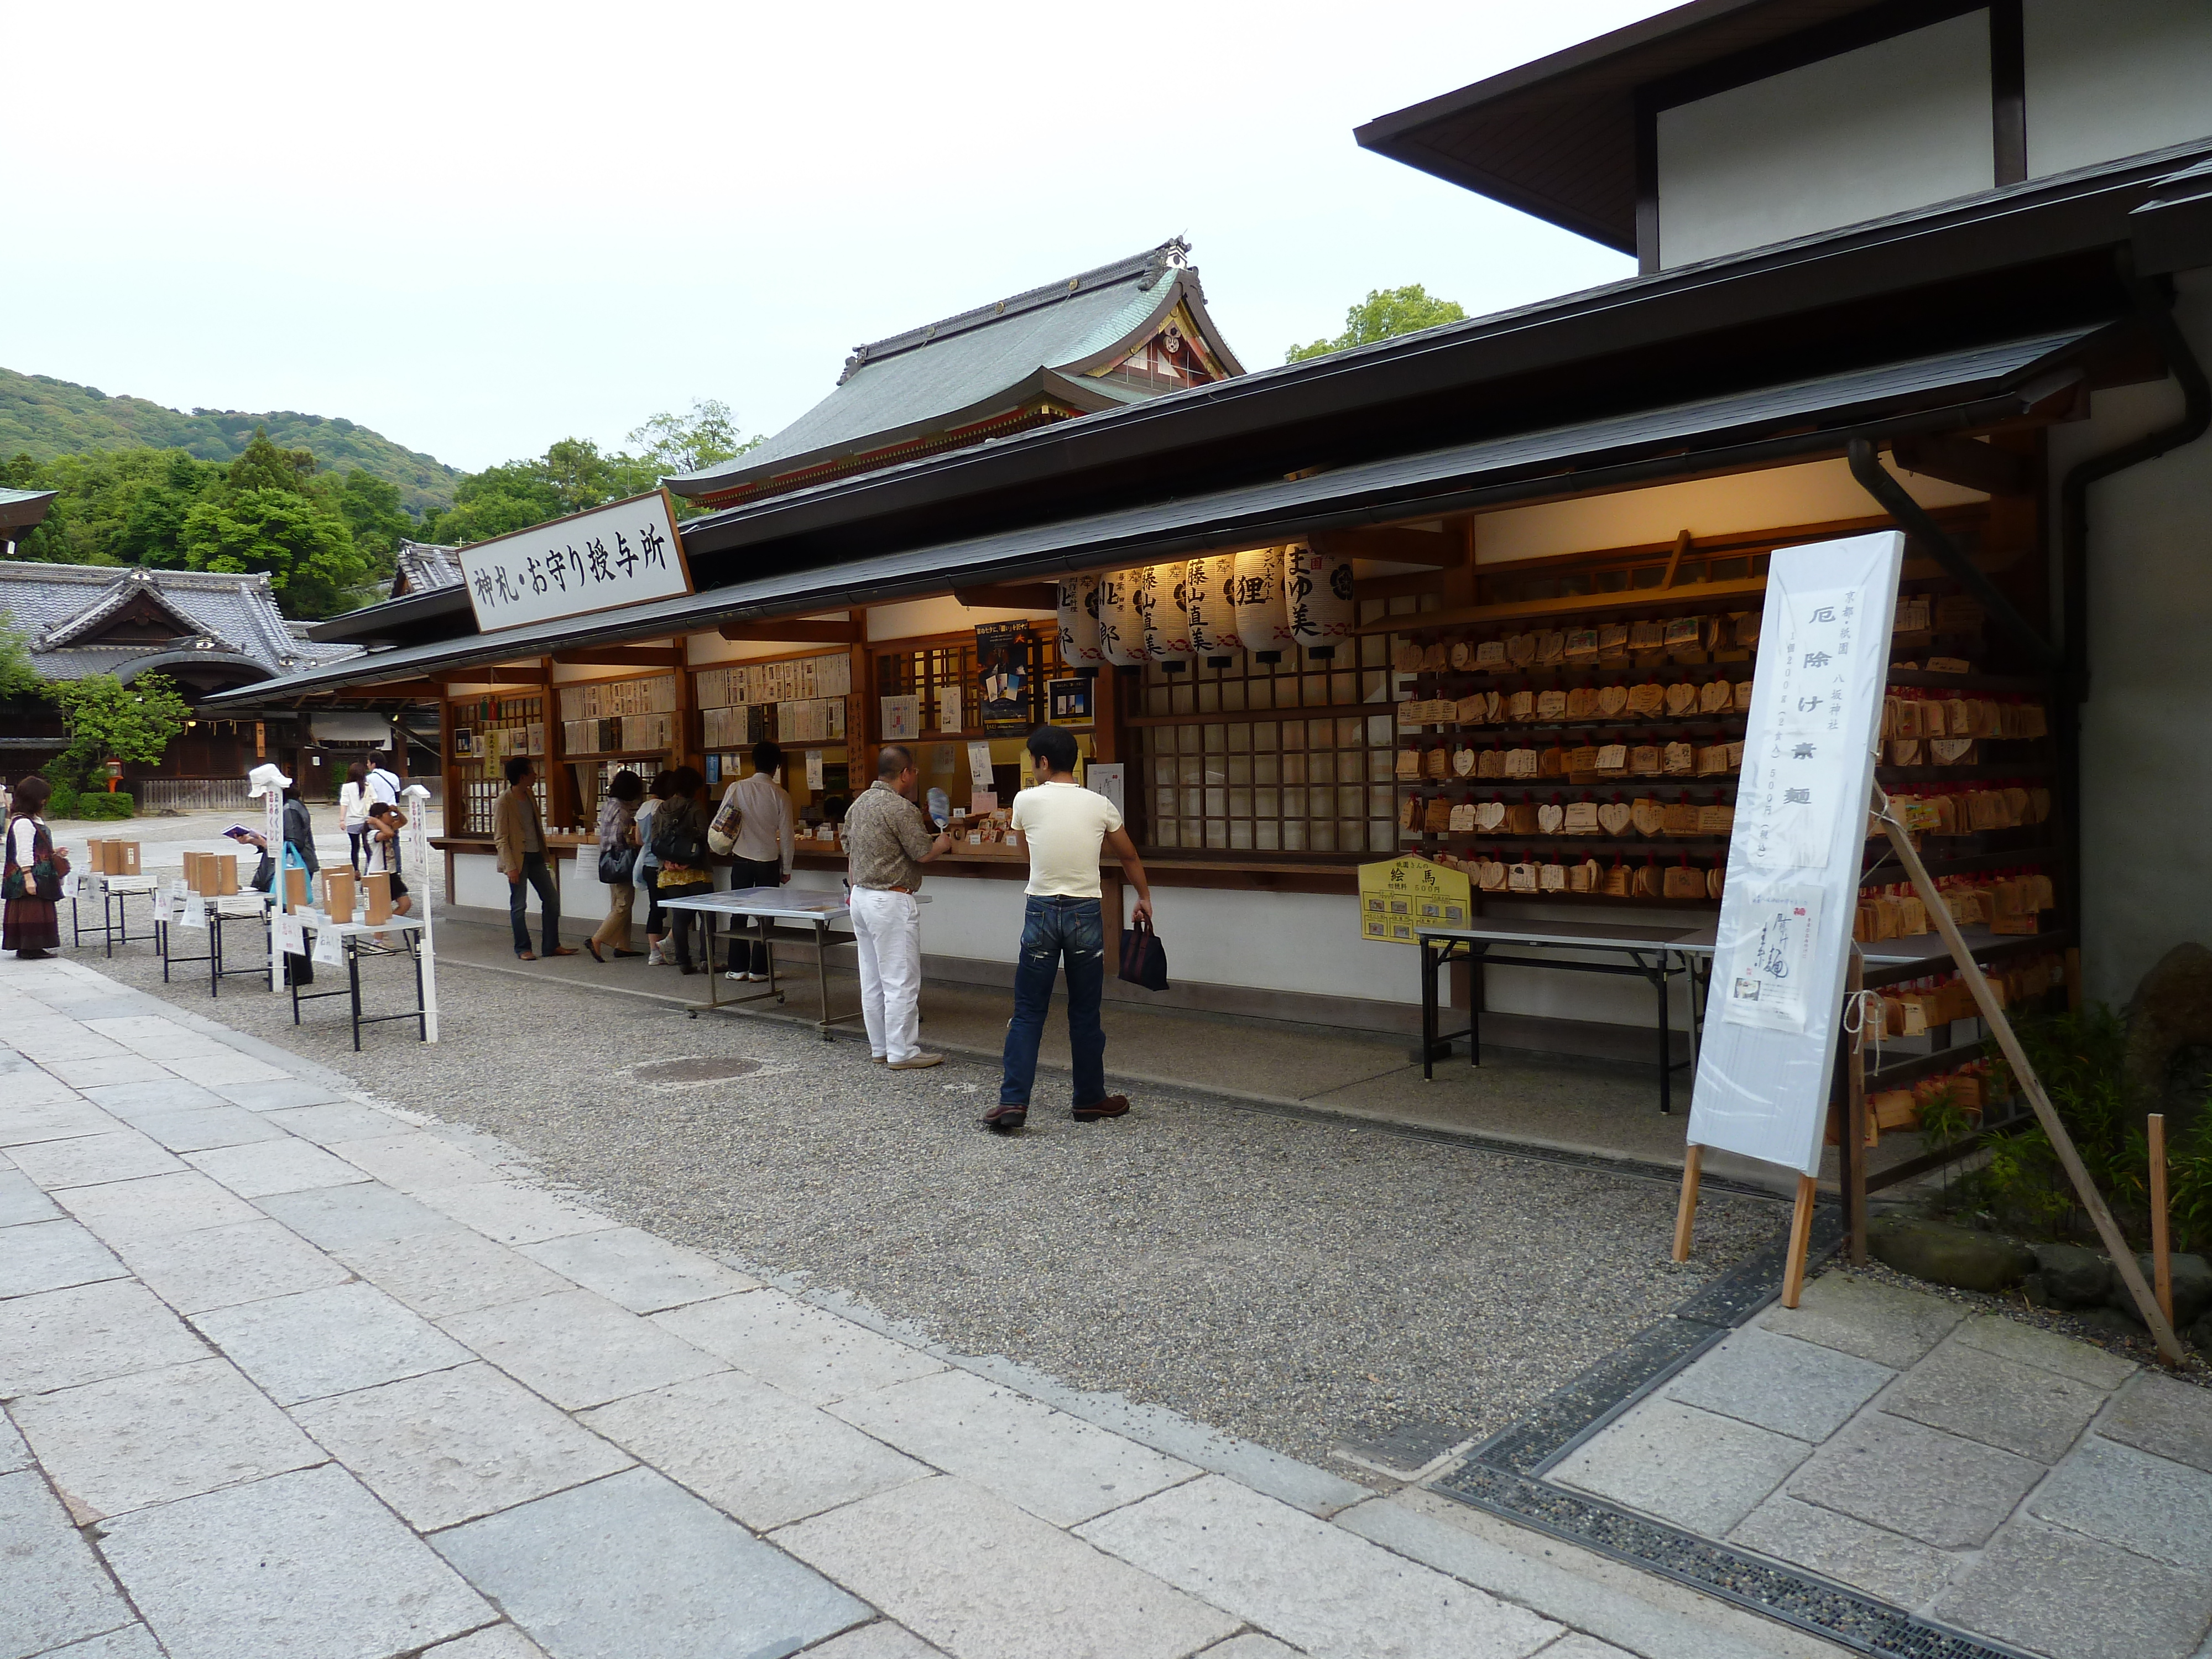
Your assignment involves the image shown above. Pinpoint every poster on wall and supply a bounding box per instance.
[1687,531,1904,1178]
[1046,677,1092,726]
[880,695,921,743]
[974,623,1032,734]
[1358,855,1471,945]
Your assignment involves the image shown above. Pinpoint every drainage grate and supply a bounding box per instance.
[629,1056,764,1086]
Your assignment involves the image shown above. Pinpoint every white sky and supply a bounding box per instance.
[5,1,1671,475]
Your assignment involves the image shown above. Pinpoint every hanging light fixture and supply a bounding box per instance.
[1097,568,1150,667]
[1142,562,1195,672]
[1185,554,1242,667]
[1232,546,1291,663]
[1057,574,1103,675]
[1285,541,1356,660]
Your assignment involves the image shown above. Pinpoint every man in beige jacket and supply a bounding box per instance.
[495,757,575,961]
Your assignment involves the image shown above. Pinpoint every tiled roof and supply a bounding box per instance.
[0,562,362,683]
[669,239,1239,499]
[391,540,463,598]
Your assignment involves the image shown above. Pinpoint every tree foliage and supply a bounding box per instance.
[43,670,191,813]
[0,618,40,701]
[1285,285,1469,364]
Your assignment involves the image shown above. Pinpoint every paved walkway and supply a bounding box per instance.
[1555,1274,2212,1659]
[0,953,1835,1659]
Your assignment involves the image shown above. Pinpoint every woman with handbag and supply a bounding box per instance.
[3,776,64,959]
[587,770,647,963]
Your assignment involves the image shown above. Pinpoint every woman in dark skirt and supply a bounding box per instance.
[4,776,62,958]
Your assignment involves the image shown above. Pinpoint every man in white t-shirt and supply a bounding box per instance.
[983,724,1154,1133]
[364,759,403,810]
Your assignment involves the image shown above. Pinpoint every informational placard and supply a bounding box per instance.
[880,695,920,742]
[312,922,345,967]
[1688,531,1904,1177]
[1359,854,1472,944]
[457,490,691,634]
[974,622,1033,734]
[1086,762,1125,818]
[805,750,825,791]
[275,910,306,959]
[937,684,963,734]
[182,893,207,930]
[967,741,994,790]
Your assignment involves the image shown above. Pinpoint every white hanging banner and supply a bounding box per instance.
[181,893,208,930]
[401,782,439,1042]
[1688,531,1904,1178]
[967,742,995,790]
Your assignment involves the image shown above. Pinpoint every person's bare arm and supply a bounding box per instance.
[1103,825,1152,924]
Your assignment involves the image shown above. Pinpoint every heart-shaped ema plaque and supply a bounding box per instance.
[1536,803,1565,834]
[1452,747,1477,776]
[1665,682,1698,717]
[1598,684,1629,717]
[1631,798,1663,837]
[1474,800,1507,833]
[1598,802,1633,836]
[1626,684,1665,718]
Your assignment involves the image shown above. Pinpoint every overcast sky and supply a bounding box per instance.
[8,2,1671,475]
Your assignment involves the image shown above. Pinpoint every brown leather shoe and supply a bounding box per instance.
[979,1104,1027,1133]
[1071,1095,1131,1122]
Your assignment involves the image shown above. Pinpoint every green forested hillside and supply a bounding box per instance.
[0,368,460,515]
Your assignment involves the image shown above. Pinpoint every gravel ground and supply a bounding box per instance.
[77,908,1780,1479]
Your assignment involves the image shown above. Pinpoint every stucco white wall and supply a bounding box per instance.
[1473,456,1987,566]
[1656,11,1994,269]
[2059,270,2212,1009]
[2024,0,2212,179]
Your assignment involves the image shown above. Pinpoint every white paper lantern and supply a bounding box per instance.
[1142,562,1196,671]
[1097,568,1150,667]
[1232,546,1291,662]
[1057,574,1103,672]
[1285,542,1355,660]
[1185,554,1242,665]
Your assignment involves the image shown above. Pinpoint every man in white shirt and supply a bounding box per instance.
[982,725,1154,1133]
[365,758,403,810]
[716,740,797,981]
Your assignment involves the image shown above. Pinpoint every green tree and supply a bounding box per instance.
[44,671,190,805]
[1285,284,1469,364]
[0,617,40,701]
[627,398,759,478]
[225,426,319,493]
[181,489,368,617]
[333,469,413,572]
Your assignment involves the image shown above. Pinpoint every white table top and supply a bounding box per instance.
[290,911,425,937]
[658,886,930,924]
[1416,918,1718,955]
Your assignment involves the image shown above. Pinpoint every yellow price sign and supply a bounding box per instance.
[1357,855,1471,946]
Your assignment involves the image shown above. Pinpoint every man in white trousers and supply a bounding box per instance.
[838,745,953,1068]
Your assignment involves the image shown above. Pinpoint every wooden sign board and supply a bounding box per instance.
[457,489,692,633]
[1358,855,1471,946]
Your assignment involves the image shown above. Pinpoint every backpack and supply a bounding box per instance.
[650,798,706,867]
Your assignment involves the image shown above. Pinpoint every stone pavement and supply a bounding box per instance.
[0,952,1843,1659]
[1553,1271,2212,1659]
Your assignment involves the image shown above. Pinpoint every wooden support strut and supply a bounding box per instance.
[1876,804,2185,1365]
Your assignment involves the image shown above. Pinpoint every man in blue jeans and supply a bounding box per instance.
[983,725,1155,1133]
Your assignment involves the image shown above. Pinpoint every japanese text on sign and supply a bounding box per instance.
[457,491,691,633]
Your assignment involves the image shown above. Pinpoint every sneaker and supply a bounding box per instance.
[1072,1095,1132,1122]
[725,971,748,982]
[886,1052,943,1070]
[646,946,664,966]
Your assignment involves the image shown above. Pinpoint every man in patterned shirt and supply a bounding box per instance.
[841,745,954,1068]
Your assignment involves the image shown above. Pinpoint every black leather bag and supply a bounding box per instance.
[1117,915,1170,992]
[598,841,638,886]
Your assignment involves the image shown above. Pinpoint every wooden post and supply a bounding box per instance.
[542,661,577,832]
[1879,811,2185,1364]
[1781,1173,1819,1308]
[1672,1144,1703,1262]
[2150,1114,2173,1331]
[1845,946,1870,1265]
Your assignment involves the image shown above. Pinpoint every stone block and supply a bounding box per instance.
[654,1289,945,1406]
[98,1463,491,1659]
[1076,1474,1559,1659]
[193,1280,471,1406]
[417,1626,549,1659]
[2029,1435,2212,1569]
[1938,1515,2212,1659]
[335,1132,505,1192]
[183,1138,367,1199]
[1880,1337,2108,1462]
[1728,1493,1955,1608]
[440,1287,724,1411]
[38,1625,165,1659]
[518,1227,758,1314]
[53,1172,262,1243]
[1551,1400,1809,1535]
[9,1130,185,1190]
[213,1078,351,1111]
[41,1057,175,1089]
[1663,1327,1893,1443]
[129,1105,289,1153]
[1948,1311,2137,1388]
[780,1475,1239,1659]
[1188,1639,1303,1659]
[2032,1242,2114,1308]
[415,1180,618,1246]
[0,1278,207,1399]
[0,1408,28,1473]
[0,1169,63,1227]
[293,1361,634,1531]
[798,1625,947,1658]
[2099,1370,2212,1474]
[12,1358,322,1520]
[262,1101,414,1145]
[0,1094,118,1149]
[81,1080,228,1118]
[434,1467,867,1659]
[581,1369,928,1531]
[0,1468,134,1658]
[1866,1218,2032,1293]
[257,1181,460,1251]
[337,1225,572,1321]
[170,1051,289,1087]
[110,1217,351,1315]
[1757,1270,1964,1368]
[829,1366,1196,1527]
[1786,1411,2039,1549]
[0,1218,125,1300]
[2106,1253,2212,1330]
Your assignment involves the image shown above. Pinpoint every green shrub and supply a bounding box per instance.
[72,792,135,821]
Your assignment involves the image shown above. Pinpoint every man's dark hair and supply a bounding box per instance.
[504,756,533,785]
[753,741,784,776]
[649,770,679,799]
[667,765,703,795]
[877,745,912,780]
[1026,725,1078,775]
[366,802,400,822]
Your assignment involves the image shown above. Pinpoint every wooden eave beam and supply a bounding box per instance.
[1307,526,1462,568]
[716,619,859,644]
[951,582,1059,611]
[1890,435,2037,498]
[337,680,450,700]
[429,664,548,686]
[546,648,681,669]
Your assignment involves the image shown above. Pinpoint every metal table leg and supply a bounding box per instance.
[347,936,364,1051]
[1421,936,1439,1082]
[813,919,833,1040]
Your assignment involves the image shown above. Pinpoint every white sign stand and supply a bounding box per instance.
[1676,532,1904,1305]
[403,784,440,1042]
[264,782,286,993]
